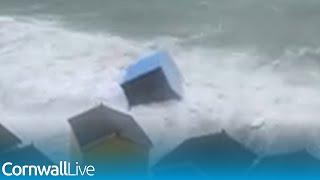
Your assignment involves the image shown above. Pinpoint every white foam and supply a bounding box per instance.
[0,16,143,160]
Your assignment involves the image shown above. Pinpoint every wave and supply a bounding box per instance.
[0,16,320,163]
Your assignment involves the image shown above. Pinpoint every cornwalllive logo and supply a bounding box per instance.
[1,161,95,177]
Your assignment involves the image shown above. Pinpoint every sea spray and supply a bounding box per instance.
[0,16,320,165]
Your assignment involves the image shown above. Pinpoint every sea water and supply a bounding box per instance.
[0,0,320,165]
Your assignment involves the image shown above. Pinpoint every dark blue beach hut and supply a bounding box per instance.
[121,51,183,107]
[0,144,53,165]
[153,130,256,178]
[0,124,21,153]
[0,124,52,165]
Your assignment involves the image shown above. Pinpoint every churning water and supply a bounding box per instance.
[1,0,320,163]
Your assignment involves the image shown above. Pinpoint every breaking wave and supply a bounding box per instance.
[1,16,320,163]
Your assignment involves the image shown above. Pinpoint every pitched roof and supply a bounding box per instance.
[0,144,53,165]
[68,104,153,149]
[0,123,22,153]
[154,130,256,175]
[122,51,183,96]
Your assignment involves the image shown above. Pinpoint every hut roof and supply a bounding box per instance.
[154,130,256,176]
[0,123,22,153]
[68,104,152,149]
[0,144,53,165]
[122,51,183,97]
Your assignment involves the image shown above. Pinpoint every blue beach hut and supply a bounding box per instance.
[121,51,183,107]
[0,144,53,165]
[0,123,21,153]
[153,130,257,178]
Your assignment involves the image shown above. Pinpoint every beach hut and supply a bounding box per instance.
[68,104,153,174]
[153,130,256,178]
[121,51,183,107]
[0,144,53,165]
[0,124,21,153]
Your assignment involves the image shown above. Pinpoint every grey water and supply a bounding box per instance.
[2,0,320,56]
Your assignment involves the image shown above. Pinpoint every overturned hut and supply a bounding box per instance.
[121,51,183,107]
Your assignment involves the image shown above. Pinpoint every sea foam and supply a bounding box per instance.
[1,16,320,164]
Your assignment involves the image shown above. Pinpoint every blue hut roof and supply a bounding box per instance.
[123,51,183,96]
